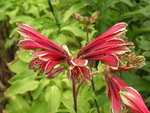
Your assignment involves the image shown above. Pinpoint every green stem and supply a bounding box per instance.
[72,78,77,113]
[47,0,60,30]
[85,25,100,113]
[91,75,100,113]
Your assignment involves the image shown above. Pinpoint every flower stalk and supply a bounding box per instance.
[47,0,60,30]
[85,23,100,113]
[72,78,77,113]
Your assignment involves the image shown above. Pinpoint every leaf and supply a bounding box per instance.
[120,0,133,7]
[6,7,19,19]
[5,37,18,49]
[26,5,39,17]
[9,15,34,24]
[52,34,67,45]
[62,90,75,113]
[0,13,5,20]
[9,71,37,84]
[44,85,61,113]
[61,26,85,38]
[7,78,39,95]
[138,40,150,50]
[17,50,34,62]
[33,78,49,99]
[6,95,30,113]
[7,59,28,74]
[121,5,150,19]
[121,72,150,92]
[63,3,87,22]
[77,86,92,113]
[30,99,49,113]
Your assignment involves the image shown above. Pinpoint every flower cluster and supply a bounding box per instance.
[17,22,149,113]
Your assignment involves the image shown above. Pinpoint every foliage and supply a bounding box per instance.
[0,0,150,112]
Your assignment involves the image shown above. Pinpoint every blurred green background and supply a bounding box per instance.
[0,0,150,113]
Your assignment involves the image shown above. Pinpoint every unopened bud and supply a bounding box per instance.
[90,11,100,23]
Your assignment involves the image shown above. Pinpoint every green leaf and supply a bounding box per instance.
[0,13,5,20]
[53,34,67,45]
[5,37,18,49]
[17,50,34,62]
[120,0,133,7]
[61,26,85,38]
[9,71,37,84]
[138,40,150,50]
[63,3,87,22]
[9,15,34,24]
[33,78,49,99]
[121,5,150,19]
[30,99,49,113]
[44,85,61,113]
[7,59,28,74]
[6,95,30,113]
[121,72,150,92]
[7,78,39,95]
[6,7,19,19]
[77,86,92,112]
[62,90,75,113]
[26,5,39,17]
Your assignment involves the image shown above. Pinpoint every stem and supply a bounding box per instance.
[76,80,84,97]
[85,25,89,44]
[47,0,60,30]
[28,91,33,102]
[91,76,100,113]
[72,78,77,113]
[85,25,100,113]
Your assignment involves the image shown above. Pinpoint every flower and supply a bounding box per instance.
[17,24,70,78]
[77,22,133,69]
[17,24,93,82]
[120,86,150,113]
[17,22,134,82]
[111,53,145,71]
[103,72,149,113]
[103,72,127,113]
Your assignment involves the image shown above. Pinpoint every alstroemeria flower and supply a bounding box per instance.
[120,87,150,113]
[104,72,127,113]
[17,22,133,82]
[17,24,93,81]
[77,22,133,69]
[111,53,145,71]
[103,72,149,113]
[17,24,71,78]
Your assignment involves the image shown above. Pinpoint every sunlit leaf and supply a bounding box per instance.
[7,78,39,95]
[44,85,61,113]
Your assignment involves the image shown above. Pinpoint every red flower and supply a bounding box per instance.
[77,22,133,69]
[17,22,133,82]
[103,72,149,113]
[17,24,70,78]
[111,53,145,71]
[120,87,150,113]
[17,24,93,81]
[104,72,127,113]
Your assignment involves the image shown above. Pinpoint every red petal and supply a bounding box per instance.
[104,72,128,113]
[18,39,57,51]
[44,60,62,75]
[17,24,66,54]
[78,23,127,57]
[31,51,66,61]
[28,58,47,71]
[71,59,88,66]
[82,46,129,60]
[46,66,65,79]
[120,87,150,113]
[88,54,119,69]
